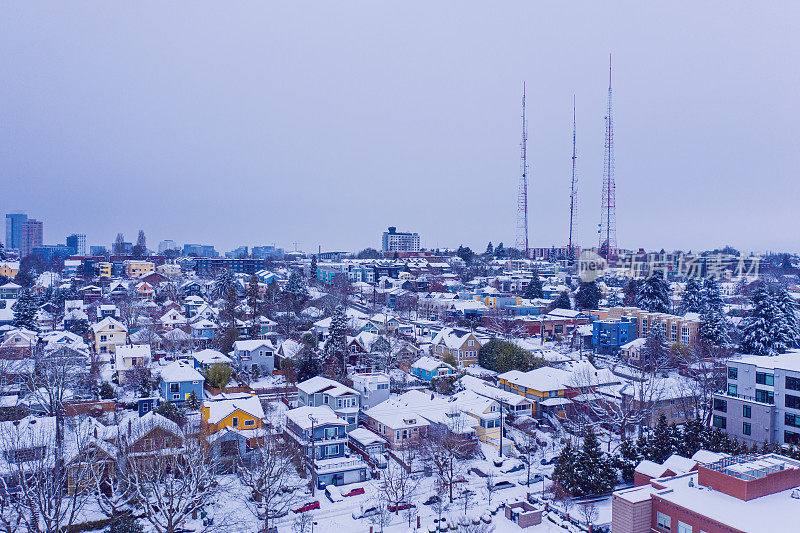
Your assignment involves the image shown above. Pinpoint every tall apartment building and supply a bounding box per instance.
[5,213,28,251]
[602,306,700,346]
[19,219,43,258]
[66,234,86,255]
[158,239,180,253]
[712,351,800,446]
[381,226,420,253]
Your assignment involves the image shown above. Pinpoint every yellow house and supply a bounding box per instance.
[90,316,128,354]
[453,390,510,453]
[124,260,155,278]
[496,367,573,419]
[0,262,20,278]
[201,393,265,435]
[98,262,112,278]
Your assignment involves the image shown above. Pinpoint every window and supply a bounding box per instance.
[756,372,774,386]
[785,431,800,445]
[787,395,800,410]
[713,415,726,429]
[170,383,180,393]
[743,405,751,418]
[681,327,689,344]
[327,444,339,455]
[244,419,255,427]
[743,422,751,436]
[172,394,179,400]
[727,384,738,396]
[787,376,800,391]
[755,389,774,404]
[713,399,727,412]
[728,367,738,380]
[468,339,474,347]
[671,324,677,342]
[677,521,692,533]
[656,512,671,530]
[232,417,239,427]
[100,335,107,342]
[786,413,800,428]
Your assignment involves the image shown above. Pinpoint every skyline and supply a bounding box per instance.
[2,2,799,254]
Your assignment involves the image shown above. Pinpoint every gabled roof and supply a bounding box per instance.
[160,359,204,383]
[233,339,275,352]
[91,316,127,334]
[203,393,264,424]
[192,349,233,365]
[296,376,358,397]
[285,405,344,429]
[411,356,453,373]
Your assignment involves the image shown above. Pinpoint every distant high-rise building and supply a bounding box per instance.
[66,233,86,255]
[90,245,107,256]
[158,239,180,253]
[19,219,43,258]
[225,246,249,259]
[183,244,217,258]
[381,226,420,253]
[5,213,28,251]
[251,245,284,260]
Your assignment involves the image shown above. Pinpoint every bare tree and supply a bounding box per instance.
[517,429,539,486]
[367,500,392,533]
[381,444,419,520]
[484,472,497,506]
[485,308,525,340]
[419,423,473,502]
[580,502,599,528]
[120,436,219,533]
[237,427,300,532]
[0,417,93,532]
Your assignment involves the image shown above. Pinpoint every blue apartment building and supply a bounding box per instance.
[592,316,638,355]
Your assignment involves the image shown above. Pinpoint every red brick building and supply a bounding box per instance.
[613,453,800,533]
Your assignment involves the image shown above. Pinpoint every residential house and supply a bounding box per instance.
[200,393,265,464]
[430,327,482,367]
[451,389,509,454]
[114,344,151,385]
[296,376,360,430]
[350,372,390,409]
[620,377,696,427]
[158,308,186,329]
[192,349,233,371]
[410,356,455,382]
[159,359,204,405]
[232,339,275,375]
[124,260,155,278]
[0,282,21,300]
[284,405,369,489]
[190,318,218,343]
[91,316,128,354]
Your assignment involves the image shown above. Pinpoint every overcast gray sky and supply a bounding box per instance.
[2,2,798,254]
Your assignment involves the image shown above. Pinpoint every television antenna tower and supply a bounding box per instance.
[568,95,578,264]
[515,83,530,257]
[599,54,616,261]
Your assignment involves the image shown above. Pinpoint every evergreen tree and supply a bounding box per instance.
[572,428,618,496]
[552,291,571,310]
[698,306,729,346]
[775,289,799,347]
[456,245,474,264]
[635,274,671,313]
[679,417,706,457]
[523,269,544,299]
[12,288,38,331]
[606,290,622,308]
[247,273,260,317]
[494,242,505,259]
[212,268,235,301]
[286,269,310,312]
[109,513,144,533]
[649,415,676,463]
[310,254,318,279]
[623,279,639,306]
[575,281,602,310]
[132,230,147,258]
[702,278,724,313]
[113,233,125,255]
[296,349,322,382]
[640,325,668,373]
[185,391,201,410]
[485,242,494,256]
[679,279,704,314]
[617,439,640,483]
[552,442,579,494]
[324,304,348,376]
[740,286,777,355]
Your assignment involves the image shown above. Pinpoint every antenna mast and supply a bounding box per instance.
[568,95,578,264]
[515,83,530,258]
[599,54,616,261]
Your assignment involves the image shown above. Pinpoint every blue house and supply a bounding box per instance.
[159,359,205,405]
[592,316,638,355]
[410,356,455,382]
[284,406,369,488]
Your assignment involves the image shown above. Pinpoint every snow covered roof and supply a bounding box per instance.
[160,359,204,383]
[278,339,304,359]
[203,393,264,424]
[348,427,387,447]
[91,316,127,333]
[285,405,344,429]
[233,339,275,352]
[411,356,453,372]
[296,376,358,397]
[192,348,232,365]
[498,367,573,392]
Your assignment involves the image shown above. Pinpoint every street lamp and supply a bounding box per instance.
[308,414,318,495]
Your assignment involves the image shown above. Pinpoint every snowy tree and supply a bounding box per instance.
[285,269,309,312]
[494,242,505,258]
[309,254,318,279]
[295,349,321,382]
[698,306,729,346]
[485,242,494,255]
[12,288,38,331]
[635,274,670,313]
[775,288,799,347]
[739,286,773,355]
[679,279,704,314]
[551,291,571,311]
[523,269,544,299]
[606,290,621,307]
[570,427,617,496]
[323,305,348,376]
[247,273,260,317]
[575,281,601,310]
[702,278,724,313]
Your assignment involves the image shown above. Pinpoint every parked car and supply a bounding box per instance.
[352,505,380,519]
[423,495,441,506]
[293,501,320,513]
[490,480,516,491]
[388,502,416,512]
[517,473,544,485]
[540,457,556,465]
[324,485,344,503]
[499,459,524,473]
[343,487,365,497]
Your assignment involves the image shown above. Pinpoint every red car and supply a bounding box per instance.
[293,501,320,514]
[343,487,365,497]
[388,502,416,512]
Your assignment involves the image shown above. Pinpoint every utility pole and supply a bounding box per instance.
[308,414,318,495]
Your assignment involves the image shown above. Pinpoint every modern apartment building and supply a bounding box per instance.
[158,239,180,253]
[712,351,800,446]
[66,234,86,255]
[381,226,420,253]
[17,219,43,257]
[598,306,700,346]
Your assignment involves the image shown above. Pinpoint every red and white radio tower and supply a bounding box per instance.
[599,54,616,261]
[516,83,530,257]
